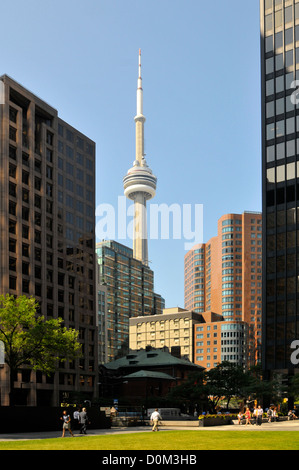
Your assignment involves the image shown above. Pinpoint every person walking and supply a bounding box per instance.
[73,408,80,430]
[267,408,273,423]
[244,407,252,426]
[79,407,89,435]
[253,406,258,425]
[61,410,74,437]
[150,408,162,432]
[256,405,263,426]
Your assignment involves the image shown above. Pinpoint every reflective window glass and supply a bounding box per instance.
[266,58,274,74]
[275,10,283,28]
[287,162,296,180]
[266,36,274,53]
[276,75,284,93]
[267,212,275,229]
[287,232,296,249]
[277,142,285,159]
[285,28,293,46]
[286,95,294,112]
[285,6,293,25]
[266,101,275,118]
[277,210,285,226]
[266,14,273,32]
[277,232,285,251]
[276,98,284,115]
[285,50,293,68]
[287,208,296,225]
[277,165,285,183]
[286,117,295,134]
[286,72,294,90]
[266,79,274,96]
[276,120,285,137]
[287,140,295,157]
[275,54,284,71]
[267,145,275,162]
[267,234,275,251]
[267,168,275,184]
[275,31,283,49]
[267,123,275,140]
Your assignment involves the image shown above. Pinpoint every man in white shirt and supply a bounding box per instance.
[256,405,263,426]
[150,408,162,432]
[73,408,80,431]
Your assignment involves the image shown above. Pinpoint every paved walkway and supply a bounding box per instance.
[0,419,299,441]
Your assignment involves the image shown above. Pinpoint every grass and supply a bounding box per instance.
[0,430,299,451]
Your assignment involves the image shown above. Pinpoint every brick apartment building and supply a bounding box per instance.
[184,212,262,368]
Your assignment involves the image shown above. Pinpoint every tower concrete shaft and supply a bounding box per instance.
[133,193,148,267]
[123,50,157,266]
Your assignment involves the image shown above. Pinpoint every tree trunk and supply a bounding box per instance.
[9,367,16,407]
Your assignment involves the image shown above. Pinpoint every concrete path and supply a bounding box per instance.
[0,419,299,441]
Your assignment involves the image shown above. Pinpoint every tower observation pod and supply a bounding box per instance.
[123,50,157,266]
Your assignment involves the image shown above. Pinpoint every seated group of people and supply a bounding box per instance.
[237,405,298,425]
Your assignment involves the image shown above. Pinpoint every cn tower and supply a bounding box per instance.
[123,50,157,266]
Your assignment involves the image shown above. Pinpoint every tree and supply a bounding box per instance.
[167,371,209,412]
[168,362,258,413]
[241,365,285,407]
[205,361,251,412]
[0,294,82,406]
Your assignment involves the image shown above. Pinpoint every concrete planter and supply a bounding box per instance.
[198,416,234,427]
[0,407,111,434]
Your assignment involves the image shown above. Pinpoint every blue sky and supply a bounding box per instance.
[1,0,262,308]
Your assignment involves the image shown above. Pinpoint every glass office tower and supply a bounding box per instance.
[96,241,165,362]
[261,0,299,377]
[0,75,97,406]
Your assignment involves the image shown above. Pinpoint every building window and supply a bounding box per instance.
[9,276,17,290]
[9,126,16,141]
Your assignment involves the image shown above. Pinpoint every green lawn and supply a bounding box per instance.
[0,430,298,450]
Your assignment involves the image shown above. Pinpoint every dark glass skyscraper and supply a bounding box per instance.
[0,75,97,406]
[261,0,299,376]
[96,240,165,363]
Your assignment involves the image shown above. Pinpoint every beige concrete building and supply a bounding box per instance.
[129,307,249,370]
[129,307,203,362]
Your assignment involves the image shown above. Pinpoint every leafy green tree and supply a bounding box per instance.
[241,365,287,407]
[205,361,252,412]
[0,294,82,406]
[168,362,268,413]
[167,370,210,412]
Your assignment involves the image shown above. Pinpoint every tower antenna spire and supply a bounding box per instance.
[137,48,143,117]
[139,48,141,74]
